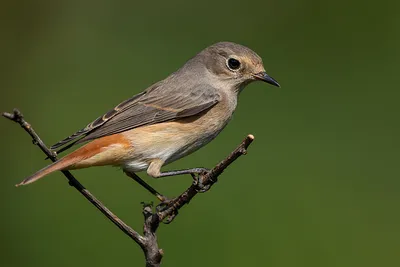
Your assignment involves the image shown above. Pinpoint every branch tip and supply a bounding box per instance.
[2,112,14,120]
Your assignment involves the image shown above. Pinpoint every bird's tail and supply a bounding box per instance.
[15,133,130,187]
[16,156,79,187]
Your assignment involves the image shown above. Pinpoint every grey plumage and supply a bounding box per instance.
[50,45,230,151]
[51,83,220,150]
[18,41,280,187]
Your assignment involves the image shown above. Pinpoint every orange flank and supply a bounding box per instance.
[16,133,131,186]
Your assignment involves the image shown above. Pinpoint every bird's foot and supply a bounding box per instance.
[191,168,214,193]
[156,197,179,224]
[156,197,176,212]
[155,168,212,223]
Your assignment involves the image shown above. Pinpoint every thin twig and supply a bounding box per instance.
[156,135,254,222]
[3,108,254,267]
[3,109,146,245]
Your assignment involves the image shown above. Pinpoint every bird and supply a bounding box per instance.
[16,41,279,196]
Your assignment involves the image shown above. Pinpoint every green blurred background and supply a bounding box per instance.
[1,0,399,266]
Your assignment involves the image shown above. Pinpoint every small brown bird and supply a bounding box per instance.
[16,42,279,192]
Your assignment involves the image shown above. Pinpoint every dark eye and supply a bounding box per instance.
[227,58,241,70]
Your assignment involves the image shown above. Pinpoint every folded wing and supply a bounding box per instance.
[50,83,220,153]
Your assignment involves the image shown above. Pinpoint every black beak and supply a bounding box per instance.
[254,72,280,87]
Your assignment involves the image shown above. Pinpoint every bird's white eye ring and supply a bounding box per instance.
[226,58,241,71]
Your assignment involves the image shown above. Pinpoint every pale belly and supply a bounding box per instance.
[121,110,233,173]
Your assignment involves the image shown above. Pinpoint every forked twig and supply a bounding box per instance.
[3,108,254,267]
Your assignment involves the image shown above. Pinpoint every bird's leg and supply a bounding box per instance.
[155,171,212,224]
[155,168,210,178]
[146,161,211,220]
[156,168,213,192]
[125,171,178,223]
[123,170,167,202]
[147,159,210,179]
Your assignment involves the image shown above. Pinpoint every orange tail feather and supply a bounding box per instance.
[16,133,131,187]
[15,156,80,187]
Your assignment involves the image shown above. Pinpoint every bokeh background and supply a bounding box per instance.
[1,1,399,266]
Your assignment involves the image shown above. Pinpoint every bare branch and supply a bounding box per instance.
[156,134,254,222]
[3,108,254,267]
[3,110,146,248]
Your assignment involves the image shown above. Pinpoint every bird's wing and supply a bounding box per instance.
[50,83,221,153]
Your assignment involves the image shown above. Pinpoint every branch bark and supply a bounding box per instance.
[3,108,254,267]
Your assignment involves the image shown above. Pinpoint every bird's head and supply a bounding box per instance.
[199,42,280,91]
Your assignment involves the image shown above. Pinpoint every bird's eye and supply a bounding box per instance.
[227,58,241,70]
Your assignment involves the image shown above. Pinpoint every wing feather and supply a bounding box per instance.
[50,91,146,149]
[50,83,220,152]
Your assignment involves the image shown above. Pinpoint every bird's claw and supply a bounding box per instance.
[191,169,214,193]
[156,197,176,212]
[154,168,212,223]
[163,210,178,224]
[156,197,179,224]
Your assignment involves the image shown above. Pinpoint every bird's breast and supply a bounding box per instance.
[122,96,236,167]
